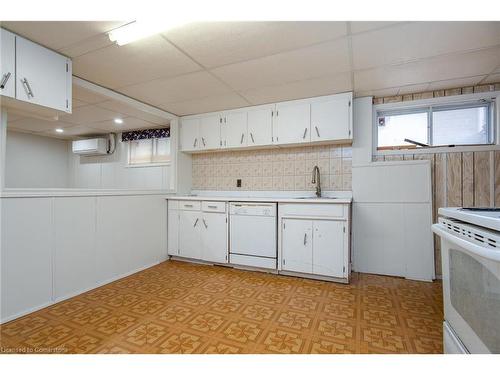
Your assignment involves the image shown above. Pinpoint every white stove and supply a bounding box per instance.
[432,207,500,354]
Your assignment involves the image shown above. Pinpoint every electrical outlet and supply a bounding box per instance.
[236,179,242,188]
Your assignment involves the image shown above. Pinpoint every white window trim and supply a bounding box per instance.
[126,137,171,167]
[372,91,500,156]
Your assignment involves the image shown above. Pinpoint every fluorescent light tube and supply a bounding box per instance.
[108,20,187,46]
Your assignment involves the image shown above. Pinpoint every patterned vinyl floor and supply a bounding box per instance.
[0,260,443,354]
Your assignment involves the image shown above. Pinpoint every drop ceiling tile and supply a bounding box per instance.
[164,93,250,116]
[72,99,89,108]
[119,71,232,107]
[73,35,201,89]
[352,21,500,70]
[72,85,112,105]
[1,21,125,51]
[164,21,347,68]
[349,21,404,34]
[240,72,352,105]
[38,125,107,139]
[354,47,500,92]
[397,83,430,95]
[211,38,350,91]
[59,104,125,125]
[483,73,500,83]
[355,87,400,98]
[7,117,74,132]
[59,33,114,58]
[427,75,487,90]
[96,100,170,125]
[91,117,159,132]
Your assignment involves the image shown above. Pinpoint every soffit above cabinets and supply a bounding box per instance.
[3,21,500,116]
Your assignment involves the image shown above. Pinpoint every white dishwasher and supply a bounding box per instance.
[229,202,277,269]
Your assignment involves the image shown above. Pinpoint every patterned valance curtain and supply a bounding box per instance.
[121,127,170,142]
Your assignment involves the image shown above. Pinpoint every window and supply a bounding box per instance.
[128,137,171,165]
[376,100,494,150]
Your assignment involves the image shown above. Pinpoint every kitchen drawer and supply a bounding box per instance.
[279,203,346,218]
[202,201,226,213]
[168,200,179,210]
[177,200,201,211]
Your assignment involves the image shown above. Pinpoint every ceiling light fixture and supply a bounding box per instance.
[55,128,64,133]
[108,20,187,46]
[114,118,124,124]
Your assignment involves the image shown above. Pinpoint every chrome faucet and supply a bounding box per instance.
[311,165,321,198]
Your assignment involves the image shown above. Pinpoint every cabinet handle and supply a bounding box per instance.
[240,133,244,144]
[315,126,320,137]
[302,127,308,139]
[303,233,307,245]
[193,138,198,148]
[184,204,193,208]
[22,78,34,98]
[202,137,206,146]
[250,132,255,143]
[207,205,217,209]
[202,219,208,228]
[0,72,11,89]
[193,218,199,227]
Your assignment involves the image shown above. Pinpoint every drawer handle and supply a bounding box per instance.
[207,205,218,209]
[315,126,320,137]
[250,132,255,143]
[303,233,307,245]
[302,127,308,139]
[0,72,11,89]
[202,219,208,228]
[184,204,193,208]
[240,133,245,144]
[22,78,34,98]
[193,218,199,227]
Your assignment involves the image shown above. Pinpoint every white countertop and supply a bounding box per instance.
[167,195,352,204]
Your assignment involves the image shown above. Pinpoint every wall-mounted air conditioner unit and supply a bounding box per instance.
[72,138,108,156]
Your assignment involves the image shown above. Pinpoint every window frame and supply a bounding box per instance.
[373,92,499,156]
[126,137,171,168]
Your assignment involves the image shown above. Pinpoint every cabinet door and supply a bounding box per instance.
[202,212,228,263]
[223,111,247,148]
[180,118,200,151]
[312,220,345,278]
[281,219,313,274]
[311,94,351,142]
[199,114,221,150]
[0,29,15,98]
[179,211,202,259]
[247,106,273,146]
[167,209,179,256]
[274,101,311,145]
[15,36,69,112]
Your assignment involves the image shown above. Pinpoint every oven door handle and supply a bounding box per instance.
[432,224,500,262]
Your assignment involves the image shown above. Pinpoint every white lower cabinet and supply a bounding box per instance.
[168,201,228,264]
[279,203,350,281]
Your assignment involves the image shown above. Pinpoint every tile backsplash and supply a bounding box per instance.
[192,144,352,191]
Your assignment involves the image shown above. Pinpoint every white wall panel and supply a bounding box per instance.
[1,198,53,321]
[53,197,96,301]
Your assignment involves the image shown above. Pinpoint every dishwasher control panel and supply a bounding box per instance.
[229,202,277,217]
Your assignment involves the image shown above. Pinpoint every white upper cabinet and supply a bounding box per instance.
[179,92,354,153]
[247,105,274,147]
[0,28,72,114]
[16,36,71,112]
[180,117,200,151]
[222,110,248,148]
[0,29,15,99]
[274,101,311,145]
[311,92,352,142]
[199,114,221,150]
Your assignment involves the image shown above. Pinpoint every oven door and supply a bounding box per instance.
[433,225,500,353]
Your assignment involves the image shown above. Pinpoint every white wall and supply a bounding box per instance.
[5,131,69,188]
[68,138,172,190]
